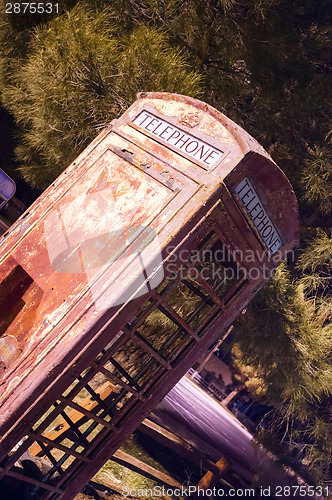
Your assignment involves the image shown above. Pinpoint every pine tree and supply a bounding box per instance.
[0,0,78,89]
[297,229,332,298]
[231,262,332,481]
[0,3,202,188]
[300,147,332,217]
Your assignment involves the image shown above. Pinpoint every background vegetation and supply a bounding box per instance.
[0,0,330,485]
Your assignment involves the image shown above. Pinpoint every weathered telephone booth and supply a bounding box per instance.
[0,93,298,499]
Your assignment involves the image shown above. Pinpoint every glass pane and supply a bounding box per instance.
[136,308,190,357]
[111,339,161,388]
[192,239,244,300]
[164,277,214,331]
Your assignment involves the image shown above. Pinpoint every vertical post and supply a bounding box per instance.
[190,326,233,379]
[190,456,230,498]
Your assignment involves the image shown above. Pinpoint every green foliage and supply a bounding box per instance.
[305,415,332,482]
[232,263,332,408]
[0,3,202,188]
[300,146,332,215]
[297,230,332,275]
[232,263,332,480]
[297,230,332,297]
[119,26,203,104]
[0,0,79,89]
[1,4,122,186]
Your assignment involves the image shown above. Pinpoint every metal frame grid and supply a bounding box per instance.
[0,227,247,499]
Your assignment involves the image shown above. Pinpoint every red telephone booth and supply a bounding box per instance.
[0,93,298,499]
